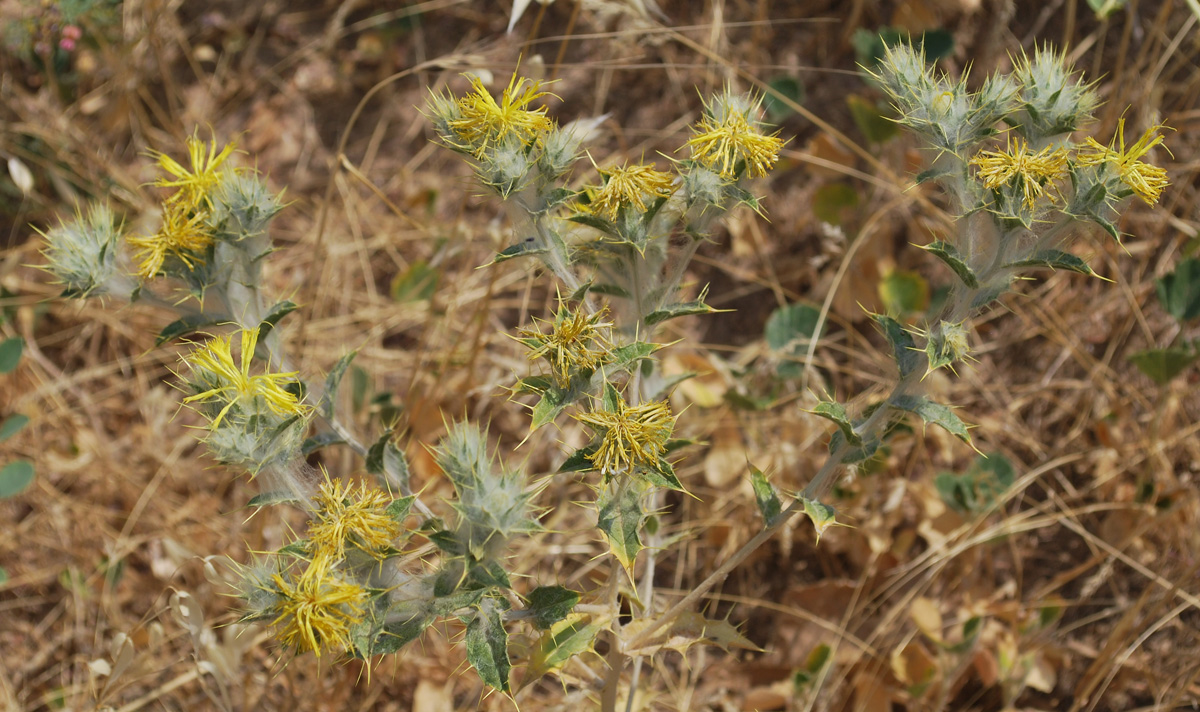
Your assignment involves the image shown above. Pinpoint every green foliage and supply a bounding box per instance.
[809,401,862,447]
[465,598,512,692]
[0,337,24,374]
[525,586,581,630]
[890,394,974,446]
[390,260,440,302]
[749,465,783,527]
[921,241,979,288]
[1129,344,1199,385]
[0,460,35,498]
[812,182,859,225]
[596,479,647,579]
[320,351,358,418]
[1087,0,1127,18]
[0,414,29,442]
[765,302,820,378]
[878,270,929,316]
[934,453,1015,514]
[846,95,900,144]
[1154,257,1200,322]
[156,314,223,346]
[762,75,805,121]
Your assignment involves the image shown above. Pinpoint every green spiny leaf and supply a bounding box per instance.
[801,497,838,544]
[596,480,646,579]
[156,315,221,347]
[890,394,975,447]
[525,586,581,630]
[386,496,416,522]
[749,465,783,527]
[644,286,721,326]
[258,300,299,341]
[246,491,299,508]
[320,350,358,418]
[1005,250,1096,277]
[921,241,979,288]
[872,313,920,378]
[301,431,345,455]
[526,614,603,681]
[366,433,411,492]
[559,445,599,473]
[373,613,433,655]
[491,238,549,265]
[809,401,862,446]
[466,600,511,692]
[639,458,686,492]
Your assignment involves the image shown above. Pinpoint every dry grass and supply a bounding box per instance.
[2,0,1199,710]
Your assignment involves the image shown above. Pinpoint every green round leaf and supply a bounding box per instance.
[0,414,29,443]
[0,460,35,498]
[0,338,24,374]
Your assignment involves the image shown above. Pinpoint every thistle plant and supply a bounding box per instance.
[36,39,1171,707]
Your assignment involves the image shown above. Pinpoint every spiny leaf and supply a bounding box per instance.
[607,341,660,372]
[890,394,975,447]
[872,312,920,378]
[644,286,721,326]
[301,431,345,455]
[749,465,783,527]
[801,497,838,544]
[1005,250,1096,277]
[246,491,299,508]
[525,586,581,630]
[385,496,416,522]
[258,300,299,341]
[465,600,511,692]
[624,611,759,658]
[374,614,433,655]
[559,445,599,473]
[596,480,646,579]
[156,315,221,347]
[808,401,862,446]
[526,614,603,682]
[320,350,358,418]
[366,433,411,492]
[490,238,548,265]
[568,213,618,236]
[921,241,979,288]
[638,458,686,492]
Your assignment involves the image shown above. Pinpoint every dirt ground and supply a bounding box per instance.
[2,0,1199,710]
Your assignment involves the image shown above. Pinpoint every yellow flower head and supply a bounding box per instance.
[1076,119,1171,205]
[518,305,614,387]
[308,475,404,560]
[684,95,785,179]
[270,556,366,657]
[584,162,676,220]
[575,397,675,476]
[152,133,239,210]
[182,327,309,428]
[448,71,555,157]
[969,137,1069,209]
[126,202,213,279]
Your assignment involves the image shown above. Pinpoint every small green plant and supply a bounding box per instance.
[1129,256,1200,383]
